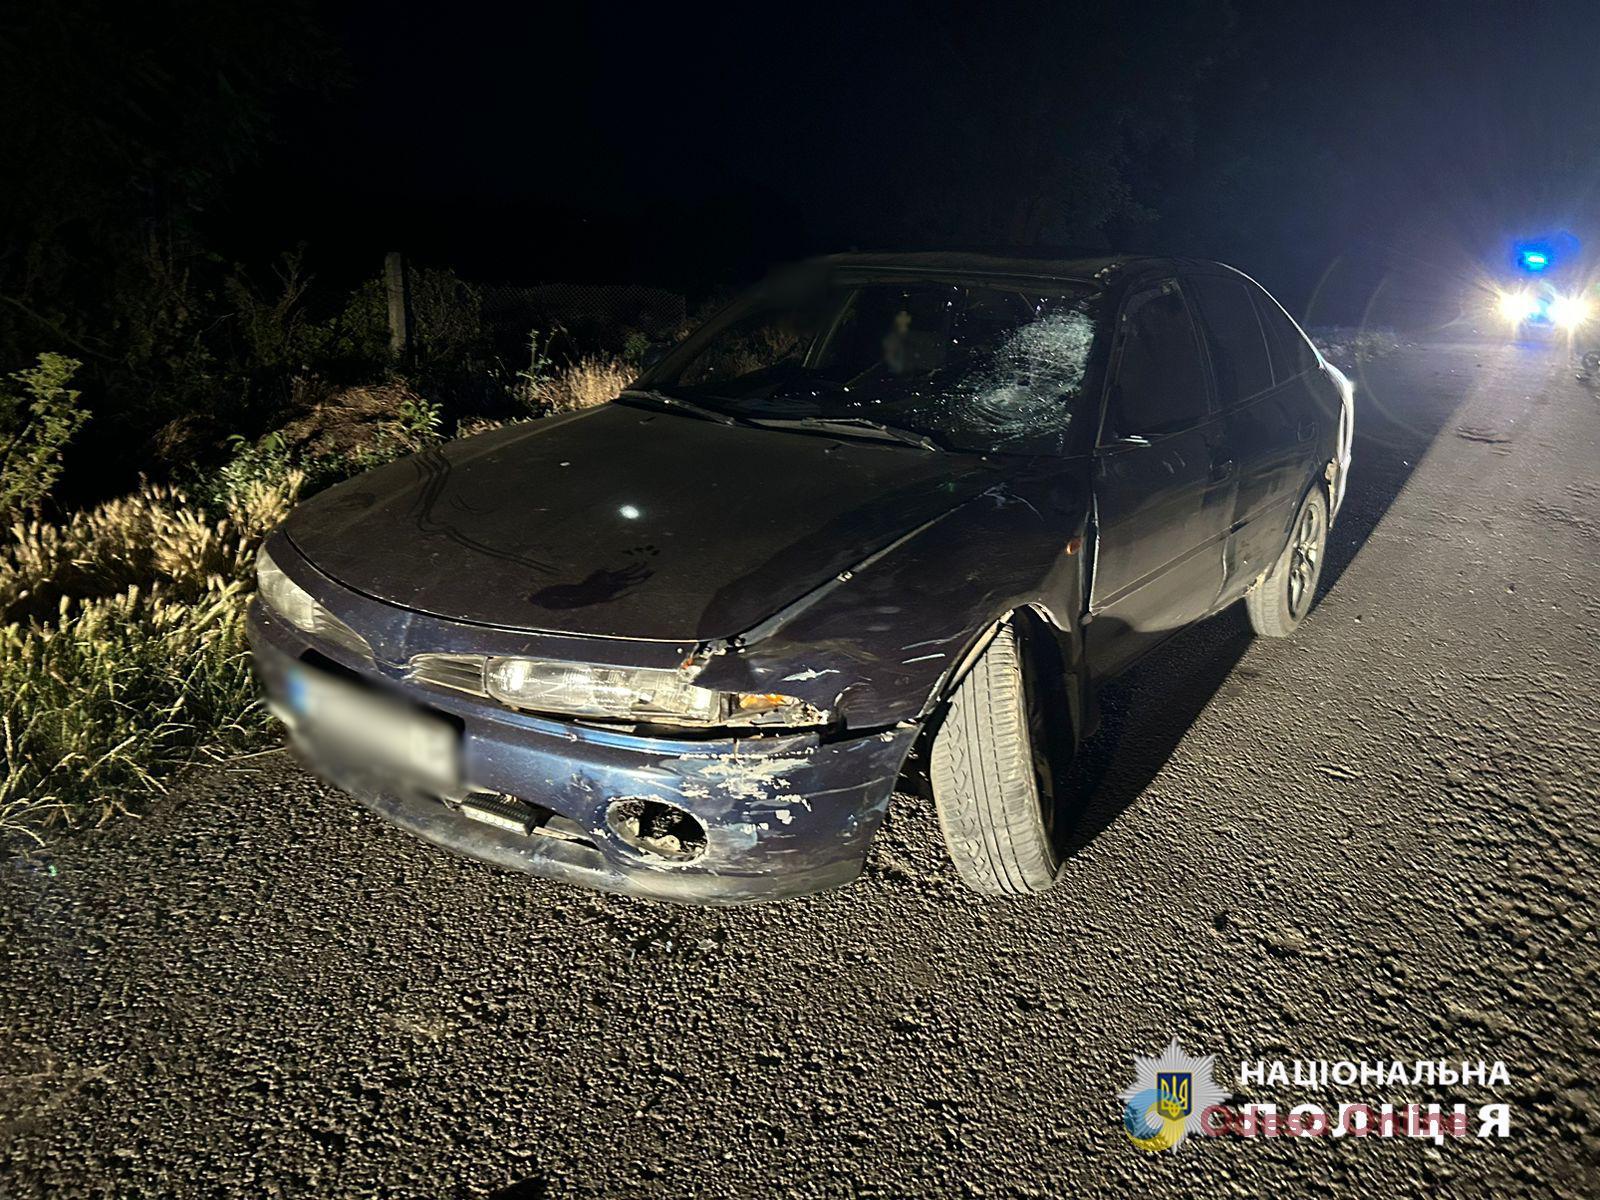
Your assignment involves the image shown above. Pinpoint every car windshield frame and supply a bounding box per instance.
[634,268,1109,456]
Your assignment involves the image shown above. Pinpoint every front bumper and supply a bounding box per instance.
[248,602,918,904]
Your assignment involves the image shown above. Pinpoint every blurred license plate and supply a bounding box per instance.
[284,665,460,793]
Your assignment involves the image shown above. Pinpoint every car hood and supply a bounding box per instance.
[285,403,1003,641]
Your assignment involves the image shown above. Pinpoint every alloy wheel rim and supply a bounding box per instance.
[1286,505,1322,618]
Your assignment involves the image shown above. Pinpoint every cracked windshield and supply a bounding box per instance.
[649,280,1101,452]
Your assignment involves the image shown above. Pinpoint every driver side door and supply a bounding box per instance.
[1086,280,1235,680]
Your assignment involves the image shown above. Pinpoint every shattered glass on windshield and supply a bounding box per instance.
[937,308,1096,447]
[643,278,1103,453]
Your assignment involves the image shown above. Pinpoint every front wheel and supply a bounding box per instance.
[1246,487,1329,637]
[930,621,1062,896]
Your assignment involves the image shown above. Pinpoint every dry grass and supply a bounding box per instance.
[0,474,297,625]
[527,356,634,414]
[455,415,512,438]
[277,380,440,463]
[0,469,301,842]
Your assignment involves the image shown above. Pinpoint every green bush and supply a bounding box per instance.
[514,329,560,409]
[0,354,88,520]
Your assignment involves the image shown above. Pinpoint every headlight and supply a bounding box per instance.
[484,656,825,728]
[257,545,320,631]
[255,545,370,658]
[1497,290,1537,322]
[1550,295,1591,329]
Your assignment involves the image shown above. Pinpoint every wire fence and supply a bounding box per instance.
[476,281,687,352]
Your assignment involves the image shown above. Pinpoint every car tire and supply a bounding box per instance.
[930,620,1061,896]
[1246,486,1329,638]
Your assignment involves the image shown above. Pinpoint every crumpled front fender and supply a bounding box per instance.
[694,467,1093,729]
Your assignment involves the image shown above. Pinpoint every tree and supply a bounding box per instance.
[894,2,1238,249]
[0,0,337,461]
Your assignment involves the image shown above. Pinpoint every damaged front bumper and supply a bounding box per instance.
[248,603,918,904]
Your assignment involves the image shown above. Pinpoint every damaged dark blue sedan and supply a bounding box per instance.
[249,253,1352,903]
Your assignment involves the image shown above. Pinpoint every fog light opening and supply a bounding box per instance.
[605,797,708,863]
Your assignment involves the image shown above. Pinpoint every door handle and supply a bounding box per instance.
[1297,419,1318,442]
[1209,457,1235,482]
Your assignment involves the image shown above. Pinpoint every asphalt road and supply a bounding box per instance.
[4,329,1599,1198]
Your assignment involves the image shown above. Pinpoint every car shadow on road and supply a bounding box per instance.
[488,1174,548,1199]
[1056,354,1471,857]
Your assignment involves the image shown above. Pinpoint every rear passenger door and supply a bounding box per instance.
[1190,273,1312,601]
[1086,280,1233,680]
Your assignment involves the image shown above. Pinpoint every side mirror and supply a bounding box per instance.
[1104,433,1151,449]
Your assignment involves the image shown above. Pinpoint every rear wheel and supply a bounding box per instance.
[930,620,1061,896]
[1246,487,1328,637]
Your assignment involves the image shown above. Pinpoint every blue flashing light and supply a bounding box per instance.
[1521,250,1549,271]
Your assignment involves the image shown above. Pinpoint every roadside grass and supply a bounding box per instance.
[0,472,301,842]
[0,351,633,846]
[524,354,633,414]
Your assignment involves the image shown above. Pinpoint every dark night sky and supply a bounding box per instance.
[225,0,1600,321]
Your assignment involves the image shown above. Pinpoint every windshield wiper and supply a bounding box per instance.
[616,389,756,427]
[749,415,946,452]
[620,393,947,450]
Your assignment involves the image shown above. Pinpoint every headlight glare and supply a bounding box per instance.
[1550,294,1591,329]
[483,657,823,727]
[1497,290,1537,322]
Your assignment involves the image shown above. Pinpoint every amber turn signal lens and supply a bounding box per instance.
[737,692,796,710]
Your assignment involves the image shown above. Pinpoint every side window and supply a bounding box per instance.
[1188,275,1273,405]
[1252,288,1320,382]
[1105,283,1211,440]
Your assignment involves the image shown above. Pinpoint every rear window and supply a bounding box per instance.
[1252,288,1320,381]
[1188,275,1273,404]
